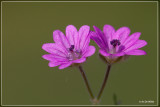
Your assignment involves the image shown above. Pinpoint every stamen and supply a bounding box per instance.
[110,39,121,47]
[69,45,74,51]
[67,45,81,61]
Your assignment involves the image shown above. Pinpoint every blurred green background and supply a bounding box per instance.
[2,1,157,105]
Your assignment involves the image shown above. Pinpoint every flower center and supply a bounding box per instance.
[67,45,81,61]
[110,39,121,47]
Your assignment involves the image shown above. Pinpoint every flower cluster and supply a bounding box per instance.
[42,25,147,68]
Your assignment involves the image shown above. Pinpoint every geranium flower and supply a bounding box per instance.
[90,25,147,64]
[42,25,96,69]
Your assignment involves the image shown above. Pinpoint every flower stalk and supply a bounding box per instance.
[97,64,112,100]
[78,65,94,100]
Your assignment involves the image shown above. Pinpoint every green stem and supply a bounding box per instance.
[78,65,94,100]
[97,64,112,100]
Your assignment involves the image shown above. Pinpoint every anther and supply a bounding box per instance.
[69,45,74,51]
[110,39,121,47]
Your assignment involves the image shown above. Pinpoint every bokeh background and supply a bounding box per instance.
[2,1,158,105]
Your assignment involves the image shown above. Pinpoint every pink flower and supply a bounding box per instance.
[42,25,96,69]
[90,25,147,64]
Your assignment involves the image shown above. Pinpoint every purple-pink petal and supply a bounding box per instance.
[42,54,67,62]
[103,25,115,39]
[42,54,55,61]
[90,31,106,49]
[53,30,70,49]
[103,25,115,50]
[99,49,110,57]
[48,61,61,67]
[113,52,125,56]
[83,46,96,57]
[73,58,86,63]
[115,27,130,44]
[125,40,147,52]
[81,34,90,51]
[93,26,108,49]
[59,62,72,69]
[42,43,67,57]
[123,32,141,48]
[125,50,147,55]
[78,25,90,50]
[66,25,78,46]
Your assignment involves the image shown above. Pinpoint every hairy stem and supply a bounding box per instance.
[97,64,112,100]
[78,65,94,100]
